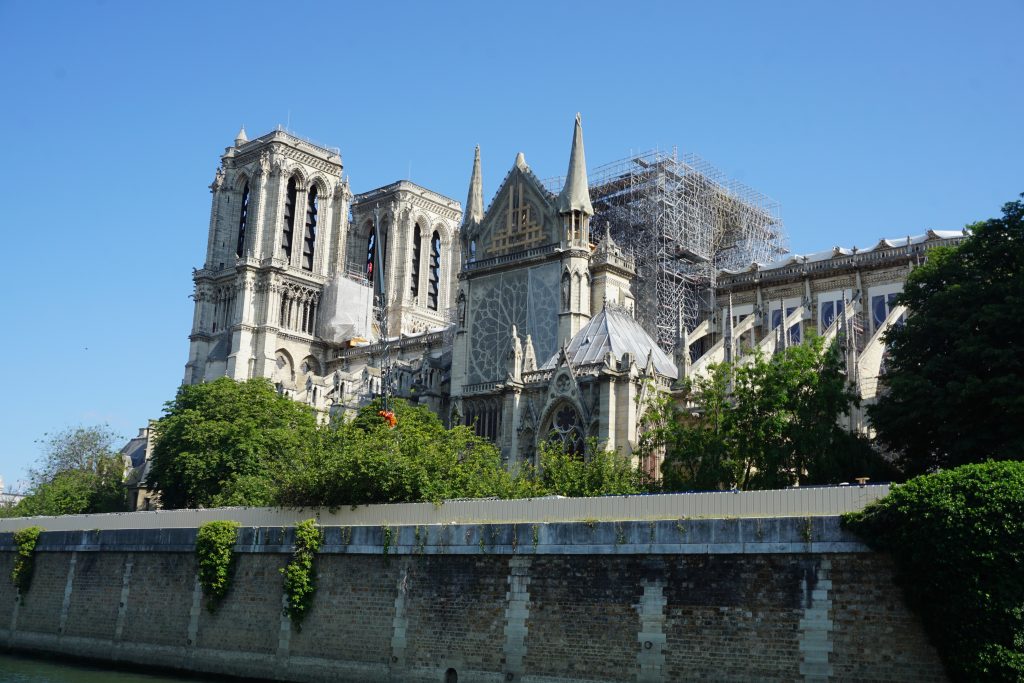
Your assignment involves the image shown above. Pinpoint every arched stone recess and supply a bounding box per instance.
[286,166,308,191]
[537,397,587,457]
[272,348,296,389]
[300,355,321,377]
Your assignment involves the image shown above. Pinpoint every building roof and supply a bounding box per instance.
[542,305,678,379]
[720,229,967,276]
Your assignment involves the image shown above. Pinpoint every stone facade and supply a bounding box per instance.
[178,119,965,473]
[182,119,676,471]
[689,230,966,433]
[0,519,946,682]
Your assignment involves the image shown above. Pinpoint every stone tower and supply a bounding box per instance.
[185,127,347,387]
[556,114,594,345]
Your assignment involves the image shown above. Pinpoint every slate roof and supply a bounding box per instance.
[541,305,678,379]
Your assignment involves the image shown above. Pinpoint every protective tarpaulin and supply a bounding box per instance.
[317,275,374,342]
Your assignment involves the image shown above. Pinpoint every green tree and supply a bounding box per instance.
[277,398,525,507]
[3,425,126,517]
[147,377,318,508]
[649,336,884,490]
[844,461,1024,681]
[869,195,1024,474]
[535,439,649,497]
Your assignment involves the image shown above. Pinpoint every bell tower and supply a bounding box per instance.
[184,127,346,386]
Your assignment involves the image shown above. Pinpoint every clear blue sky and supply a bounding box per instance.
[0,0,1020,489]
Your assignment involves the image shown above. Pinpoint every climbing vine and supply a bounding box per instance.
[195,520,240,612]
[11,526,43,595]
[281,519,322,626]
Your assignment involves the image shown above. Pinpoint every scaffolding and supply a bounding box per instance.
[550,150,786,352]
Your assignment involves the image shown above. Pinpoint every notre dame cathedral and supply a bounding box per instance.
[182,115,964,473]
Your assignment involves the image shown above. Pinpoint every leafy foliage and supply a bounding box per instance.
[11,526,42,595]
[195,520,240,611]
[843,461,1024,681]
[3,426,126,518]
[148,377,318,508]
[535,439,649,497]
[278,398,529,506]
[645,336,889,490]
[281,519,322,626]
[869,195,1024,474]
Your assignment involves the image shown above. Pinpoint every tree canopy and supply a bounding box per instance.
[843,461,1024,681]
[276,398,529,507]
[644,335,889,491]
[147,377,319,508]
[147,379,648,509]
[1,425,126,518]
[869,195,1024,474]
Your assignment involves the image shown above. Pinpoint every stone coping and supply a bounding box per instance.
[0,516,867,556]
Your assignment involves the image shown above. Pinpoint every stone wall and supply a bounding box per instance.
[0,518,945,682]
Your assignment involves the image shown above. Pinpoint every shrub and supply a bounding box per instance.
[843,461,1024,681]
[195,520,240,611]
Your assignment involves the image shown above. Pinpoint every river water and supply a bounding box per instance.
[0,653,222,683]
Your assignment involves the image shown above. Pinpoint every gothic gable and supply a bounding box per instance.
[471,163,559,260]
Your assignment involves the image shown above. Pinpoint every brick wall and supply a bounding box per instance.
[0,518,946,682]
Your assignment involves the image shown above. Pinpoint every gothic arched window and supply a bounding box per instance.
[235,182,250,258]
[410,223,421,299]
[302,185,318,271]
[546,403,584,457]
[281,177,298,261]
[428,230,441,310]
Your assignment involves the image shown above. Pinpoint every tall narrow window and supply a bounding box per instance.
[427,231,441,310]
[366,231,377,288]
[281,177,297,261]
[235,183,250,257]
[410,223,421,299]
[302,186,318,271]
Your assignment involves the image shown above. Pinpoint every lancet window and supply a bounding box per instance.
[410,223,422,299]
[281,177,298,261]
[428,230,441,310]
[278,285,319,335]
[302,185,318,271]
[464,398,501,442]
[235,182,250,258]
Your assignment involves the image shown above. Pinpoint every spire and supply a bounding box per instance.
[235,125,248,146]
[464,146,484,226]
[557,113,593,216]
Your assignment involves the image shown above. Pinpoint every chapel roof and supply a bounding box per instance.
[542,305,678,379]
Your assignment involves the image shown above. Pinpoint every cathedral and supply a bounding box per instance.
[181,115,965,476]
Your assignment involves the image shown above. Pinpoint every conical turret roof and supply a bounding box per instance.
[557,113,593,216]
[464,145,484,226]
[235,125,248,146]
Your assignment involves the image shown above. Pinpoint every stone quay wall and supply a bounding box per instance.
[0,517,945,682]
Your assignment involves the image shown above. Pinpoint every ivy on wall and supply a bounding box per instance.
[281,519,323,627]
[195,520,240,612]
[11,526,43,596]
